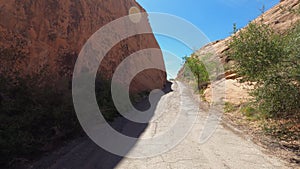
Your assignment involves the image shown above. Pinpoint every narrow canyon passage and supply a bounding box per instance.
[30,82,288,169]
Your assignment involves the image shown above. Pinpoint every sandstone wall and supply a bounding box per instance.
[178,0,300,78]
[0,0,166,92]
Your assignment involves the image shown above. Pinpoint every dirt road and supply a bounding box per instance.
[30,82,289,169]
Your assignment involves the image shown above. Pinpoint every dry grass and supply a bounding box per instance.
[223,102,300,165]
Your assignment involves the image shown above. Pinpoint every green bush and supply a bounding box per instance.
[0,48,119,167]
[228,22,300,117]
[95,76,119,121]
[0,70,82,166]
[183,54,209,90]
[228,23,285,82]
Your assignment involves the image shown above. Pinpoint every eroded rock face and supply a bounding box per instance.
[0,0,166,92]
[177,0,299,104]
[178,0,300,79]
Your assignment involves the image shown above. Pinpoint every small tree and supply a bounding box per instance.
[183,54,209,90]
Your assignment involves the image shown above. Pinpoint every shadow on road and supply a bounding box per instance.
[30,81,173,169]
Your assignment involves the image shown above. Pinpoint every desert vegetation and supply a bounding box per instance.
[0,47,119,167]
[183,55,209,91]
[180,9,300,160]
[227,16,300,151]
[228,20,300,117]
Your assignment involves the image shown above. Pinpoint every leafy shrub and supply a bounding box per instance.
[183,54,209,90]
[228,23,285,82]
[0,47,119,167]
[228,22,300,118]
[0,68,83,166]
[95,76,119,121]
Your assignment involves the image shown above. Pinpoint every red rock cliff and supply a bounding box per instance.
[0,0,166,92]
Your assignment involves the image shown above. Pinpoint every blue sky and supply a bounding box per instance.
[136,0,279,79]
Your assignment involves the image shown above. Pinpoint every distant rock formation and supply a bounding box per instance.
[0,0,166,93]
